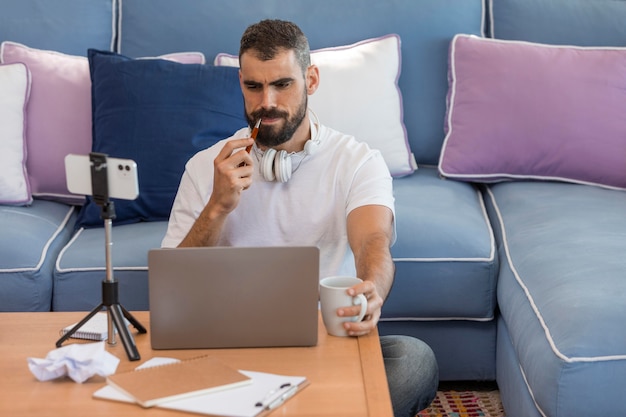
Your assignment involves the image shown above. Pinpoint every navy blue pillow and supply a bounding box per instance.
[75,49,245,228]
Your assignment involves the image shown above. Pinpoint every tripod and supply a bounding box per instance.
[56,153,146,361]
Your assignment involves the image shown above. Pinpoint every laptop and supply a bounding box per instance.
[148,246,319,349]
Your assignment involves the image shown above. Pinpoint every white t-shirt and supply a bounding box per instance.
[162,123,395,279]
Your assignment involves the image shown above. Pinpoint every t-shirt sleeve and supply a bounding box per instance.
[345,149,397,245]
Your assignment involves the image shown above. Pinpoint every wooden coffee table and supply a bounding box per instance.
[0,311,392,417]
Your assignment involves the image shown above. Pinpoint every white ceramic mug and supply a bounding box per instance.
[319,276,368,337]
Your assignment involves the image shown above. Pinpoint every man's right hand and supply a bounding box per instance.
[178,137,255,248]
[209,137,255,215]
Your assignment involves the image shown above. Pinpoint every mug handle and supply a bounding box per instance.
[351,294,368,322]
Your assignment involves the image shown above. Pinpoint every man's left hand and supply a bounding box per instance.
[337,280,383,337]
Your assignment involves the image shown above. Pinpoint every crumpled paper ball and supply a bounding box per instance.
[27,341,120,383]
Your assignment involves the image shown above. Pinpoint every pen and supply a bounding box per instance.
[255,383,297,409]
[245,118,262,153]
[238,118,262,168]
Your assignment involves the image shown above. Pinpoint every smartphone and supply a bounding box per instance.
[65,154,139,200]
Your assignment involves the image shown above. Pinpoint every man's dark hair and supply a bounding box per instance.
[239,19,311,73]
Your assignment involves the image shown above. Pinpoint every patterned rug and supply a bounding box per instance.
[417,390,505,417]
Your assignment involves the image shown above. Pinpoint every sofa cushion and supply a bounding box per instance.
[53,221,167,311]
[380,166,498,380]
[119,0,485,165]
[489,0,626,46]
[380,320,496,381]
[485,181,626,416]
[439,34,626,190]
[216,35,416,177]
[75,49,246,228]
[0,200,76,311]
[384,167,497,320]
[0,0,115,55]
[0,62,31,205]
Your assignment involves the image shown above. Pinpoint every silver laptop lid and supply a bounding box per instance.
[148,246,319,349]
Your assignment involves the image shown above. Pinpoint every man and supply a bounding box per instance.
[162,19,438,417]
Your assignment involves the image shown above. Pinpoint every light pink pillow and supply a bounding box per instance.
[0,41,205,204]
[439,34,626,190]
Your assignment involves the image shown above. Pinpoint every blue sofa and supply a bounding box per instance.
[1,1,626,416]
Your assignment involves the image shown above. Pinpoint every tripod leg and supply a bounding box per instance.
[56,304,104,348]
[109,304,141,361]
[119,305,147,334]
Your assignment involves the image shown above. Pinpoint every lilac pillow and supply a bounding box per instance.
[439,35,626,190]
[0,41,205,204]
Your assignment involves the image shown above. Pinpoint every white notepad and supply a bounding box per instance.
[59,312,127,341]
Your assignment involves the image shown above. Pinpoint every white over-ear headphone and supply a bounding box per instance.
[258,110,321,183]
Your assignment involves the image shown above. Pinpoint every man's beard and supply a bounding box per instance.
[246,93,308,148]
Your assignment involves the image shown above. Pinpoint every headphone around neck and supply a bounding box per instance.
[257,110,321,183]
